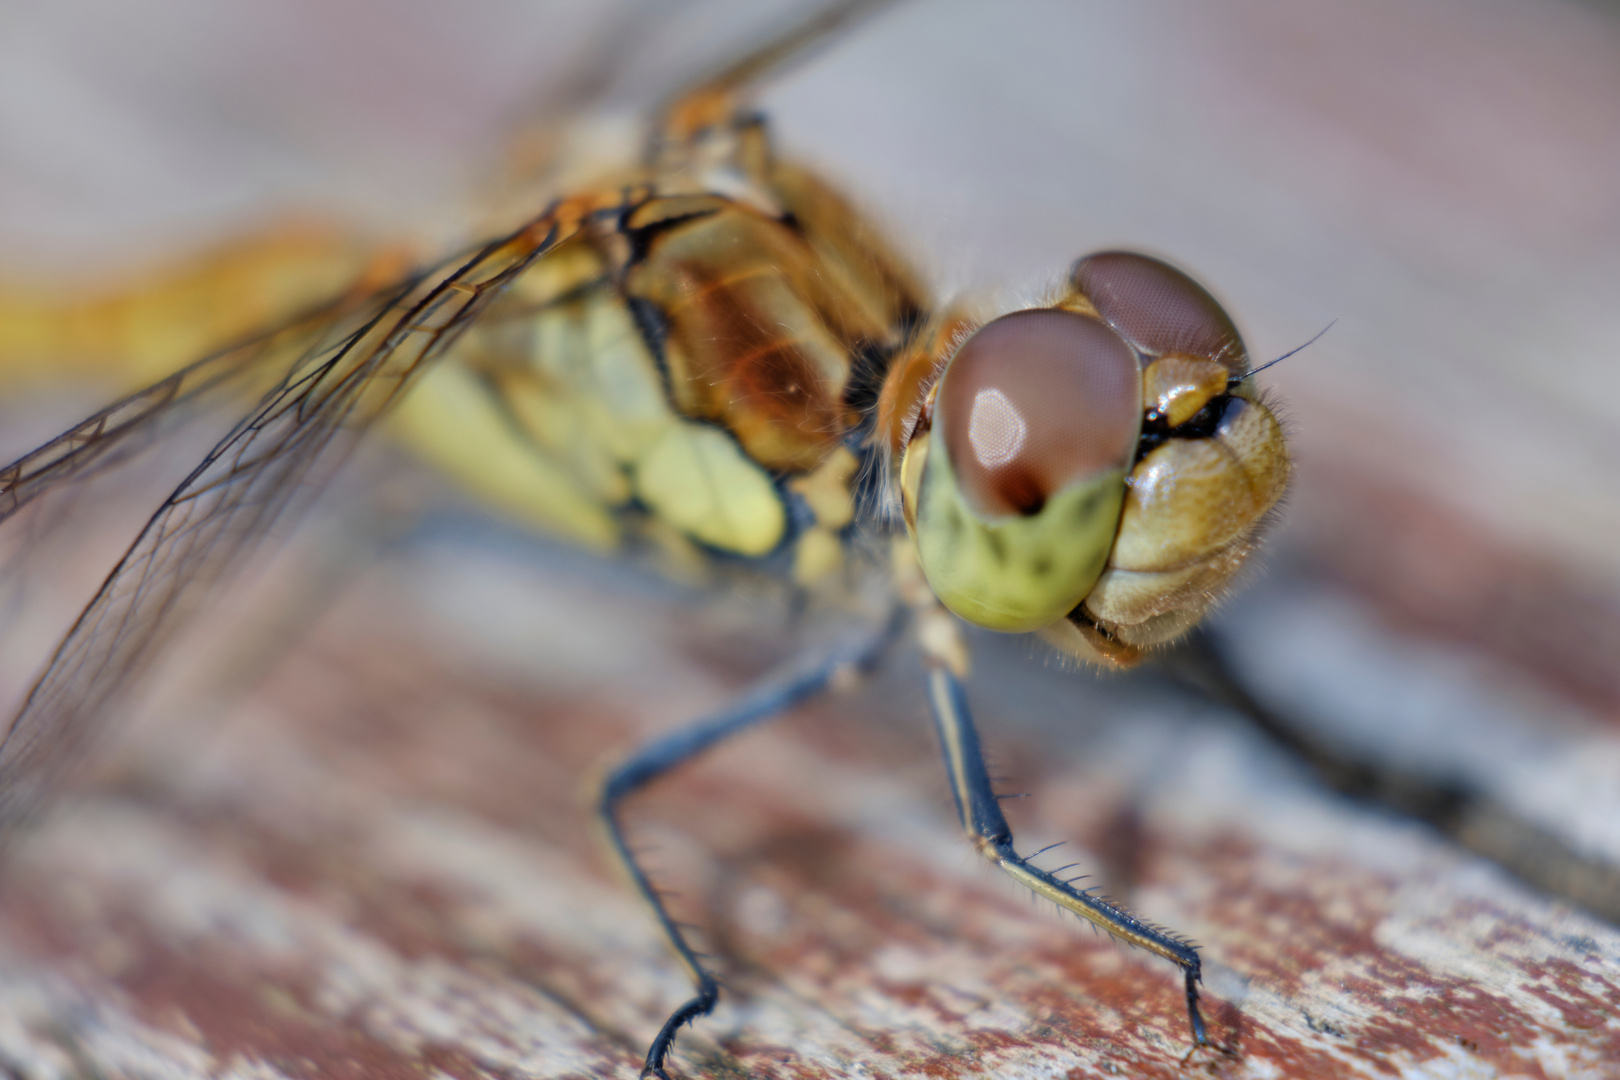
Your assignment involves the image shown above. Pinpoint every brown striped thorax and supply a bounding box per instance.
[392,97,1289,667]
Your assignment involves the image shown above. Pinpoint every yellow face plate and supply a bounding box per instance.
[910,429,1129,633]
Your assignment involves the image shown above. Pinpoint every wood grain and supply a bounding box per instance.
[0,537,1616,1078]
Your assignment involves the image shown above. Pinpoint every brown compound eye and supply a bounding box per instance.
[1070,251,1248,374]
[939,309,1140,519]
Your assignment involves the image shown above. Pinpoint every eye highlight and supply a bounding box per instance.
[966,388,1027,466]
[938,309,1140,518]
[1070,252,1247,373]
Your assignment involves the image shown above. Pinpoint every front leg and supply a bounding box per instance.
[920,613,1212,1051]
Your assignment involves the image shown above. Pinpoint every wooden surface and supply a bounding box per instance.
[0,531,1616,1079]
[1,1,1620,1077]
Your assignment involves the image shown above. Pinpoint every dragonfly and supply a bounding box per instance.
[0,3,1289,1076]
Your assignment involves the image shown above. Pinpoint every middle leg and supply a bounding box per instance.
[600,608,901,1078]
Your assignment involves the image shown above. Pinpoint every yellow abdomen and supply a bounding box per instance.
[0,222,382,390]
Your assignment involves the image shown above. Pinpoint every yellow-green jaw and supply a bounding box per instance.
[909,430,1128,633]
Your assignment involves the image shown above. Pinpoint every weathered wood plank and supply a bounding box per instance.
[1,543,1618,1078]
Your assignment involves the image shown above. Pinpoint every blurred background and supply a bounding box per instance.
[0,1,1616,1076]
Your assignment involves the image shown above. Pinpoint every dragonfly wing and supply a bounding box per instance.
[0,301,359,527]
[0,211,573,836]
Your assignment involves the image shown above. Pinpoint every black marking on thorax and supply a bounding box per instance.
[620,205,723,266]
[608,195,725,401]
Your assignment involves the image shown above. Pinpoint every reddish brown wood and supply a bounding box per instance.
[0,545,1613,1078]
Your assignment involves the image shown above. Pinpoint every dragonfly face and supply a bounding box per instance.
[901,253,1288,658]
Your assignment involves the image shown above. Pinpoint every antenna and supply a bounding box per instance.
[1234,319,1336,382]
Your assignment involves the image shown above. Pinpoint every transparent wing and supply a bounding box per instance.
[0,210,574,834]
[0,291,371,526]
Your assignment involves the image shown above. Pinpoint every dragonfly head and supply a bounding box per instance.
[900,252,1290,664]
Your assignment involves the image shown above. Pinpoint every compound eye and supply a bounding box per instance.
[939,309,1140,519]
[1070,252,1248,374]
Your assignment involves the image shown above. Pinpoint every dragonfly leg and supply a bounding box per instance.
[922,659,1213,1052]
[599,610,901,1080]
